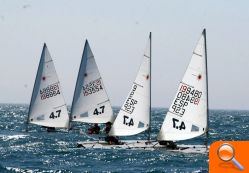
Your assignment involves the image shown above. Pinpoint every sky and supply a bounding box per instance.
[0,0,249,110]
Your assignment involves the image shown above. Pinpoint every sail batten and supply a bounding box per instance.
[109,34,151,136]
[71,40,114,124]
[27,43,69,128]
[157,30,208,141]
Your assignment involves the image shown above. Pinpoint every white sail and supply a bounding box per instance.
[157,29,208,141]
[109,34,151,136]
[71,40,114,123]
[27,43,69,128]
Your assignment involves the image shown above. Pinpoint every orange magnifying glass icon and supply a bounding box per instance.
[217,143,244,171]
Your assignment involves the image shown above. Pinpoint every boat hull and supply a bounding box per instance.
[76,140,207,153]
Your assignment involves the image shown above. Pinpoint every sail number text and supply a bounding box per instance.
[171,84,202,116]
[40,83,60,100]
[172,118,186,130]
[123,85,138,114]
[93,106,105,115]
[123,115,134,126]
[83,79,103,96]
[49,110,61,119]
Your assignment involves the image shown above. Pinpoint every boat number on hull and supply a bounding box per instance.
[171,84,202,116]
[83,79,103,96]
[93,106,105,115]
[123,85,138,114]
[123,115,134,126]
[172,118,186,130]
[49,110,61,119]
[40,83,60,100]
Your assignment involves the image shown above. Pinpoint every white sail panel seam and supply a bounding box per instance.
[86,77,102,82]
[45,60,53,63]
[54,104,67,109]
[193,52,202,57]
[87,55,94,59]
[180,81,194,88]
[44,81,60,86]
[120,108,131,114]
[144,54,150,58]
[97,99,110,105]
[168,110,183,117]
[133,82,143,88]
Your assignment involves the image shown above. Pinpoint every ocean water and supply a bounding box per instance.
[0,104,249,173]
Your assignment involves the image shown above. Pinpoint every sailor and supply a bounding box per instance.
[87,123,100,134]
[159,141,178,150]
[104,122,120,145]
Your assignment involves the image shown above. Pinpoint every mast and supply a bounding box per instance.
[147,32,152,141]
[203,29,209,150]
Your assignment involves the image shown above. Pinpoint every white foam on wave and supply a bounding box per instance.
[6,166,72,173]
[11,142,43,151]
[6,166,62,173]
[6,166,34,173]
[0,134,28,141]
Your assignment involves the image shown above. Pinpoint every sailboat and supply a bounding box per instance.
[77,29,208,153]
[26,43,70,131]
[157,29,208,150]
[108,32,152,137]
[70,40,114,130]
[77,32,152,147]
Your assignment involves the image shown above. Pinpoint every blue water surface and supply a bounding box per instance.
[0,104,248,173]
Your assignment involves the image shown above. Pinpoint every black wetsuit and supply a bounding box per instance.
[88,125,100,134]
[159,141,178,149]
[104,124,120,145]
